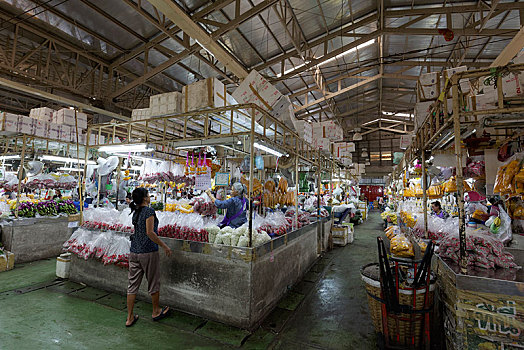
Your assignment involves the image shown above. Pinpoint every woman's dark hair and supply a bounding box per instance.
[126,193,132,200]
[130,187,148,213]
[431,201,441,209]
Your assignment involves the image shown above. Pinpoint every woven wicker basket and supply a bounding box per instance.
[361,263,435,348]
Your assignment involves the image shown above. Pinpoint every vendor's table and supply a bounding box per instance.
[437,253,524,350]
[69,220,321,330]
[0,216,77,263]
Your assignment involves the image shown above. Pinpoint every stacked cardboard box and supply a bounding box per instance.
[331,226,349,246]
[182,78,229,112]
[271,95,297,131]
[54,108,88,130]
[312,120,344,142]
[29,107,55,123]
[444,66,470,94]
[417,72,440,102]
[292,120,313,143]
[333,142,353,158]
[150,91,183,116]
[0,251,15,272]
[232,70,282,122]
[0,113,20,133]
[413,101,433,131]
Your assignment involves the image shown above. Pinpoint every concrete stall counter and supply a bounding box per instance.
[1,216,77,263]
[69,220,321,330]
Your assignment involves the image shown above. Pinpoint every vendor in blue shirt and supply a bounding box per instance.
[206,182,248,229]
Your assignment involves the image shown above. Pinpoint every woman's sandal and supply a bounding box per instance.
[152,306,170,321]
[126,315,139,328]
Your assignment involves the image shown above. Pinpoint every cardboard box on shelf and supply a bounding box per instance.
[30,107,55,123]
[76,112,88,130]
[232,70,282,122]
[314,137,331,151]
[333,142,352,158]
[271,95,297,131]
[182,77,229,112]
[444,66,470,93]
[414,101,434,131]
[417,72,440,101]
[484,73,522,98]
[59,125,71,142]
[55,108,76,126]
[312,121,343,141]
[472,92,497,111]
[293,120,313,143]
[48,123,61,140]
[0,112,19,133]
[18,115,35,135]
[34,120,49,138]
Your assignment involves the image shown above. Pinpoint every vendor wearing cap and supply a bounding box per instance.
[206,182,247,229]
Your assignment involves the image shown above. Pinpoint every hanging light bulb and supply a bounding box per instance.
[361,150,368,158]
[353,132,363,141]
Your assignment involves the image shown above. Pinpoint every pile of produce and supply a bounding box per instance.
[284,208,311,229]
[11,199,78,218]
[257,211,288,236]
[381,210,398,224]
[64,228,130,268]
[204,224,271,247]
[190,194,217,216]
[439,228,520,269]
[2,174,77,192]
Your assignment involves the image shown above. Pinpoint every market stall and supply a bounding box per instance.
[0,132,85,263]
[367,63,524,348]
[65,100,337,329]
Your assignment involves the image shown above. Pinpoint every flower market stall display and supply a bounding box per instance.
[1,173,78,192]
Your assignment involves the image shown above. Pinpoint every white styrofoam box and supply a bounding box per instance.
[419,72,439,86]
[312,121,344,141]
[88,133,105,145]
[150,94,161,107]
[232,70,282,122]
[18,116,34,135]
[77,112,88,130]
[0,113,19,133]
[414,101,433,130]
[59,125,71,142]
[474,92,498,111]
[182,77,228,112]
[314,137,331,151]
[341,157,352,167]
[48,123,61,140]
[485,73,522,98]
[417,72,440,101]
[444,66,470,93]
[346,142,355,152]
[158,104,168,115]
[400,134,413,150]
[515,52,524,88]
[271,95,297,131]
[333,142,352,158]
[151,105,160,116]
[292,120,313,142]
[55,108,76,126]
[34,120,48,138]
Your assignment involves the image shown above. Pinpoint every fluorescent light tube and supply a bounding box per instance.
[0,155,20,160]
[58,167,84,172]
[253,142,283,157]
[99,143,153,153]
[41,155,96,164]
[317,39,375,67]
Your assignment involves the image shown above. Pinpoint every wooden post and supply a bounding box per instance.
[421,151,428,238]
[452,77,467,274]
[248,108,255,247]
[15,135,27,218]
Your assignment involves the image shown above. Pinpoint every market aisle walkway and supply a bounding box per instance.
[0,212,382,349]
[269,212,381,349]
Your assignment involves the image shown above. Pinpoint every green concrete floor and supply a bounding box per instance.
[0,212,382,349]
